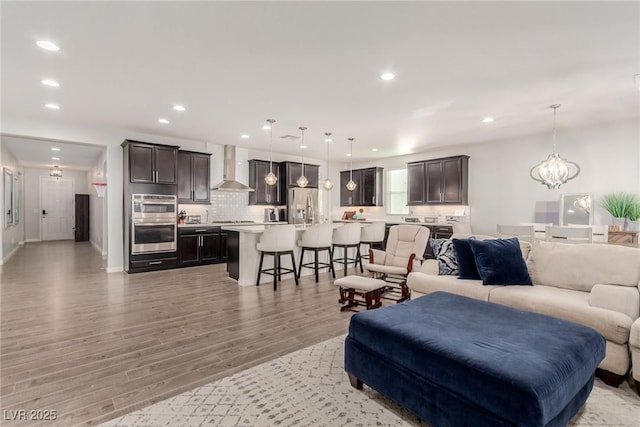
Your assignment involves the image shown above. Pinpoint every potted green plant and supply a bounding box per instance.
[600,192,637,230]
[625,200,640,231]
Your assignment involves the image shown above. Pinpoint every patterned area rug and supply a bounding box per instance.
[103,336,640,427]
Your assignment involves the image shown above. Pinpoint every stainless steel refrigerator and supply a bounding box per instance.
[288,188,319,225]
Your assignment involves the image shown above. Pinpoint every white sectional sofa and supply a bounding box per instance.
[407,236,640,389]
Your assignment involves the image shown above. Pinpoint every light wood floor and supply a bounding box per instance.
[0,241,364,426]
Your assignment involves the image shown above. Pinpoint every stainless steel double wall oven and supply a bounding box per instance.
[131,194,177,254]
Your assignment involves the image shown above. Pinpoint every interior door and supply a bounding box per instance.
[41,177,74,241]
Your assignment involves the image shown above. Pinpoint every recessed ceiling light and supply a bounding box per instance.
[237,162,242,165]
[380,72,395,81]
[240,134,249,139]
[51,147,61,151]
[158,118,169,124]
[41,79,59,87]
[346,153,352,157]
[36,40,60,51]
[45,103,60,109]
[324,137,332,142]
[300,145,307,149]
[262,124,271,130]
[173,105,186,112]
[51,157,60,160]
[482,117,495,123]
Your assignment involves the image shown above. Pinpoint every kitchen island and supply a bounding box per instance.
[223,223,345,286]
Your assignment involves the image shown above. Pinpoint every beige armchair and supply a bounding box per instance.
[365,225,430,302]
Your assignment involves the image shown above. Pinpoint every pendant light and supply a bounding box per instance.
[346,137,357,191]
[296,126,309,188]
[530,104,580,189]
[264,119,277,186]
[323,132,334,191]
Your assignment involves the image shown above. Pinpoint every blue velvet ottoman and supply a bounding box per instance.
[344,292,606,427]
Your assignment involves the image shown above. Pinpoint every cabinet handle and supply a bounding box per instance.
[195,229,207,232]
[149,261,162,265]
[372,196,375,204]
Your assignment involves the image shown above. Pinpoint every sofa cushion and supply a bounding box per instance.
[407,272,497,301]
[527,241,640,292]
[589,284,640,320]
[430,238,458,275]
[490,285,633,344]
[452,238,481,280]
[468,238,532,286]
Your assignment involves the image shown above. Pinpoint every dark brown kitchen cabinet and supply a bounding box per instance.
[248,160,282,205]
[284,162,319,188]
[178,226,226,266]
[407,162,426,205]
[178,151,211,204]
[407,155,469,205]
[339,167,383,207]
[126,140,178,184]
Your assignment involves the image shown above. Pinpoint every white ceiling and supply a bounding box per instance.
[1,1,638,165]
[2,135,104,171]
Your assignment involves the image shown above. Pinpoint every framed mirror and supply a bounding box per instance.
[559,193,592,226]
[3,167,13,229]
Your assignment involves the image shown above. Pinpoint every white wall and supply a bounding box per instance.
[0,141,24,263]
[88,151,108,254]
[23,167,89,241]
[328,119,639,235]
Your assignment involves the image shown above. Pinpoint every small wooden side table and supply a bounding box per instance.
[608,231,639,246]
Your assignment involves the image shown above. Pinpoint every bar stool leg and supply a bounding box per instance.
[256,252,265,286]
[273,253,279,291]
[329,247,336,278]
[290,252,299,286]
[343,246,348,276]
[356,245,363,273]
[298,247,305,278]
[314,248,319,282]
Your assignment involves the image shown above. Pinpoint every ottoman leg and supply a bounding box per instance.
[347,372,363,390]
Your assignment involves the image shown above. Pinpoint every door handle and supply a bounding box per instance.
[42,209,48,215]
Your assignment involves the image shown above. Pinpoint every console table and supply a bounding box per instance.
[608,231,639,246]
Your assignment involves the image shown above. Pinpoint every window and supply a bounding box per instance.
[386,169,409,215]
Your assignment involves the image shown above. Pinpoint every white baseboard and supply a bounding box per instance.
[106,266,124,273]
[25,238,42,243]
[1,245,21,264]
[91,240,106,255]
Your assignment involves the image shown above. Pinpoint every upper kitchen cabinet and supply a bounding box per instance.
[407,155,469,205]
[339,167,383,207]
[178,150,211,204]
[124,140,178,184]
[283,162,319,188]
[248,160,282,205]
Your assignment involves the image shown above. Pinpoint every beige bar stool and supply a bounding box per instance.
[332,223,363,276]
[256,225,299,290]
[297,223,335,282]
[359,222,386,261]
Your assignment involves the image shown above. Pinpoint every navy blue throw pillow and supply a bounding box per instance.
[467,237,532,286]
[452,238,481,280]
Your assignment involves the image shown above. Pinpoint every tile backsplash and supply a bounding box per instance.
[178,191,268,222]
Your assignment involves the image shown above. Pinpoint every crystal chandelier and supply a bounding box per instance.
[530,104,580,189]
[264,119,277,186]
[296,126,309,188]
[50,165,62,177]
[346,138,357,191]
[323,132,334,191]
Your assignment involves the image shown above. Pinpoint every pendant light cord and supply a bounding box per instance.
[550,104,560,153]
[267,119,275,173]
[299,127,306,175]
[348,138,354,180]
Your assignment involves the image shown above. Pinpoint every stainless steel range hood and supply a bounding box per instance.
[211,145,255,192]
